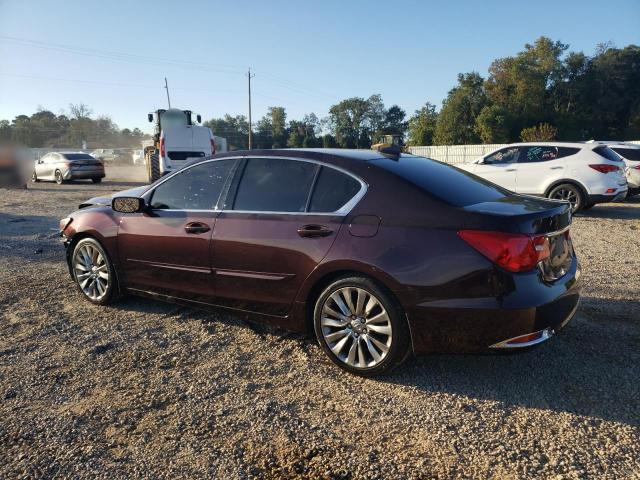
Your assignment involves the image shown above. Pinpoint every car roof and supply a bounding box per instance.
[504,141,593,148]
[215,148,399,161]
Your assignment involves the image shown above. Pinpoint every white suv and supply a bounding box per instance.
[591,142,640,198]
[458,142,628,212]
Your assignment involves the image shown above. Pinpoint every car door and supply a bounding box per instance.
[117,159,237,302]
[515,145,564,194]
[210,157,363,317]
[474,147,519,191]
[35,154,49,178]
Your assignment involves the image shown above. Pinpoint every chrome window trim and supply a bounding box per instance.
[143,155,368,216]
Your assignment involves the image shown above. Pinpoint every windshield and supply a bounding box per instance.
[64,153,96,160]
[161,110,189,129]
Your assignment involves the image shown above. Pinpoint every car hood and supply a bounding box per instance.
[79,185,149,209]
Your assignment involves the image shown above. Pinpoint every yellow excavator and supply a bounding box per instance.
[371,133,407,156]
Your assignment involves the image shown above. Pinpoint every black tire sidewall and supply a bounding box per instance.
[71,238,117,305]
[313,276,410,377]
[55,170,63,184]
[549,183,583,212]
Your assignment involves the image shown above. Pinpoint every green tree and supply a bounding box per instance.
[407,102,438,146]
[434,72,487,145]
[474,105,510,143]
[520,123,558,141]
[327,97,369,148]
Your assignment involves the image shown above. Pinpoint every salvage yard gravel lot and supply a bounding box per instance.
[1,166,639,479]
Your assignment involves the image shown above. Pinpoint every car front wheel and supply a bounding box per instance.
[313,276,411,376]
[71,238,118,305]
[55,170,64,185]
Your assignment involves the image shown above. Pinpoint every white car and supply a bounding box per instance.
[458,142,628,212]
[590,142,640,198]
[131,149,144,165]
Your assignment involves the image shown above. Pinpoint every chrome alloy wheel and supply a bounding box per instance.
[551,188,578,211]
[73,243,109,301]
[320,287,392,369]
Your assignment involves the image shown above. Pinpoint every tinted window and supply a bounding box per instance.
[233,158,317,212]
[371,155,509,207]
[63,153,96,160]
[557,147,580,158]
[484,147,519,164]
[150,160,235,210]
[593,146,622,162]
[519,146,560,163]
[309,167,361,212]
[612,148,640,161]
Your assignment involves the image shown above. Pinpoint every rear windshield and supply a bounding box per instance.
[612,147,640,161]
[593,146,623,162]
[64,153,96,160]
[371,155,509,207]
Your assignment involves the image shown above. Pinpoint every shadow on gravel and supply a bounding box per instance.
[575,197,640,220]
[385,297,640,427]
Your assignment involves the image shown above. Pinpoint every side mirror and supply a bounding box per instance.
[147,113,153,123]
[112,197,145,213]
[196,114,202,123]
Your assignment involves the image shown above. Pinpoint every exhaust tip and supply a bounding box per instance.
[490,328,553,349]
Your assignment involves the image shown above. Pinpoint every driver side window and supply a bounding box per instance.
[484,147,519,165]
[150,159,236,210]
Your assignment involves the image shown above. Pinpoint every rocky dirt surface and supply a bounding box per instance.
[1,168,639,479]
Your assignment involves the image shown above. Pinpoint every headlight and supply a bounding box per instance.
[59,217,72,233]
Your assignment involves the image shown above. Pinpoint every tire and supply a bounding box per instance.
[31,171,39,182]
[71,238,119,305]
[582,203,594,211]
[91,178,102,183]
[548,183,584,213]
[313,276,411,377]
[147,152,161,183]
[54,170,64,185]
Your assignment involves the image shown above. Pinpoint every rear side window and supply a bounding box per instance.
[150,159,236,210]
[612,148,640,161]
[309,167,361,212]
[557,147,580,158]
[233,158,317,212]
[593,146,623,162]
[371,155,509,207]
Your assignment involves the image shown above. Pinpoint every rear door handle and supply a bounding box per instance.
[185,222,211,234]
[505,168,517,172]
[297,224,333,238]
[550,166,564,170]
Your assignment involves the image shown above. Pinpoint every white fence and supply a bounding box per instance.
[408,140,640,165]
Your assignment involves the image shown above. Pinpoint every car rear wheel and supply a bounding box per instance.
[548,183,583,213]
[55,170,64,185]
[31,171,39,182]
[71,238,118,305]
[313,276,411,377]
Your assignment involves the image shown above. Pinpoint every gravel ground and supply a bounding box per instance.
[1,166,639,479]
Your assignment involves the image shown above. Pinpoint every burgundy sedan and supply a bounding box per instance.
[60,149,581,376]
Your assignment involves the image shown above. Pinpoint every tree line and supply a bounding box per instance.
[0,104,148,149]
[2,38,638,150]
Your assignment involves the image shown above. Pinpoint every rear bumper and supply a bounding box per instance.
[587,190,627,205]
[64,169,105,180]
[406,259,582,355]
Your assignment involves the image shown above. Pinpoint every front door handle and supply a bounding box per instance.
[550,166,564,170]
[297,224,333,238]
[185,222,211,234]
[505,168,517,172]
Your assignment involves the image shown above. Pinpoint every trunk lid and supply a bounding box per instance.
[462,194,574,281]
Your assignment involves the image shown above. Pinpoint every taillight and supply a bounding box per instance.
[589,164,620,173]
[210,138,216,155]
[632,164,640,170]
[160,137,165,158]
[457,230,550,272]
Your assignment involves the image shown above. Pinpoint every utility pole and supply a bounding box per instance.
[164,77,171,108]
[247,68,255,149]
